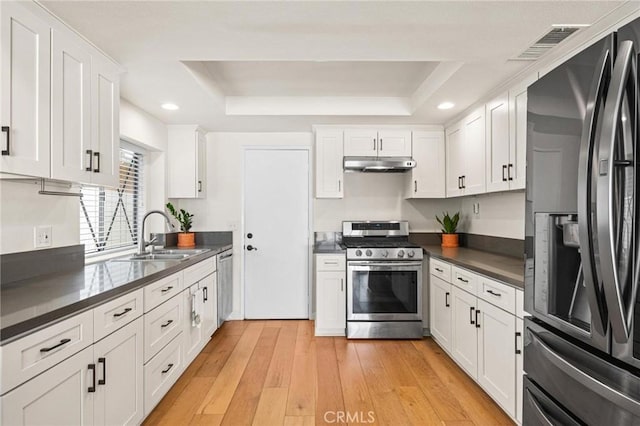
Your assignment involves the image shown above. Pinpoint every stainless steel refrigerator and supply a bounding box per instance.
[525,16,640,424]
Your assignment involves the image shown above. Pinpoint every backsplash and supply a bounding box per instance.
[409,232,524,259]
[1,245,84,284]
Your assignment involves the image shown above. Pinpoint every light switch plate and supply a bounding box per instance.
[35,225,52,248]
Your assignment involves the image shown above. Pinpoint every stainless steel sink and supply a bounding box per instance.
[111,248,210,262]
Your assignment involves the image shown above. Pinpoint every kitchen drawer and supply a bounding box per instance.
[1,310,93,395]
[184,257,216,286]
[452,266,478,296]
[516,289,524,319]
[316,254,346,271]
[94,288,143,341]
[478,276,516,314]
[144,272,183,313]
[144,294,182,363]
[430,258,451,282]
[144,333,183,416]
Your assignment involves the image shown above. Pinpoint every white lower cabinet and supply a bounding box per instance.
[430,257,522,422]
[93,318,144,426]
[429,275,453,352]
[201,273,218,339]
[315,254,346,336]
[1,345,94,426]
[451,286,478,377]
[1,318,144,426]
[144,333,183,416]
[477,299,516,418]
[183,282,205,366]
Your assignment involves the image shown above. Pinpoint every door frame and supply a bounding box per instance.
[240,145,313,319]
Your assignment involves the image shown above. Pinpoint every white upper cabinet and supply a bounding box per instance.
[167,125,207,199]
[51,28,92,184]
[485,93,510,192]
[344,129,411,157]
[405,130,445,198]
[315,129,344,199]
[0,1,51,178]
[1,1,121,186]
[508,77,535,190]
[446,107,486,197]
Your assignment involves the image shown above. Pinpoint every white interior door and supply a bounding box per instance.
[244,148,310,319]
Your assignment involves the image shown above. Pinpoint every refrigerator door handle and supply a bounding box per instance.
[577,44,612,336]
[529,328,640,414]
[597,40,638,342]
[525,389,556,426]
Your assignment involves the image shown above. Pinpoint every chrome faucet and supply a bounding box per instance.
[138,210,174,255]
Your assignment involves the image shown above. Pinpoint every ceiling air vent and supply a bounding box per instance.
[513,26,585,61]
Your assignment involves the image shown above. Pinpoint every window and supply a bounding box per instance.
[80,144,144,255]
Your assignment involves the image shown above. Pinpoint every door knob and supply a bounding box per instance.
[247,233,253,239]
[247,245,258,251]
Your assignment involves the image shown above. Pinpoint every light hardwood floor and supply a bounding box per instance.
[143,320,514,426]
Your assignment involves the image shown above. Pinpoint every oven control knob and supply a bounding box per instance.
[381,250,389,258]
[397,250,405,258]
[355,249,363,257]
[407,250,415,258]
[365,249,373,257]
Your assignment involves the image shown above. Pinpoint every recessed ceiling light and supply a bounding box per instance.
[437,102,455,110]
[161,103,179,111]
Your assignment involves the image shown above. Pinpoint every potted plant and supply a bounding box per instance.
[166,202,195,248]
[436,211,460,248]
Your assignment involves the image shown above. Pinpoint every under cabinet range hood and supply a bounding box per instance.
[343,157,416,173]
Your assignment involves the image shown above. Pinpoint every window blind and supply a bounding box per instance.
[80,146,144,255]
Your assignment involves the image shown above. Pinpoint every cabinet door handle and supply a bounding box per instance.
[508,164,514,181]
[338,180,341,192]
[341,278,344,292]
[457,277,469,283]
[93,151,100,173]
[98,357,106,385]
[373,138,376,151]
[414,180,418,193]
[445,292,450,307]
[486,289,502,297]
[161,363,174,374]
[161,286,173,293]
[1,126,9,155]
[462,175,466,189]
[203,286,208,302]
[161,319,173,328]
[113,307,132,318]
[470,307,475,324]
[515,331,522,354]
[457,176,461,189]
[502,164,507,181]
[86,150,93,171]
[198,180,202,192]
[40,338,71,353]
[380,138,383,151]
[475,309,481,328]
[88,363,96,393]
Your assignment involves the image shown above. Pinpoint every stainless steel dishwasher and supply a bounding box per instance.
[217,249,233,327]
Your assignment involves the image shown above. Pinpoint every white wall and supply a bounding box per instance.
[459,190,525,239]
[0,180,81,254]
[177,132,313,319]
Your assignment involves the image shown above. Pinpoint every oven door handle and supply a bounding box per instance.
[348,262,421,268]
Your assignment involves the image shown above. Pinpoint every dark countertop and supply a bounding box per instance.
[0,244,232,345]
[313,241,346,254]
[420,245,524,289]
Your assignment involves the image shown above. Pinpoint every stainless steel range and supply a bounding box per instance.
[342,221,423,339]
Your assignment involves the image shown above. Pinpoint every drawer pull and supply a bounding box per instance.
[324,261,339,265]
[113,307,132,318]
[486,289,502,297]
[457,277,469,283]
[162,363,174,374]
[435,267,444,273]
[40,338,71,353]
[161,286,174,293]
[161,319,174,328]
[88,363,96,393]
[98,357,106,385]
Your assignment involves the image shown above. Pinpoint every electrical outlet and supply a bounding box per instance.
[473,203,480,215]
[35,225,52,248]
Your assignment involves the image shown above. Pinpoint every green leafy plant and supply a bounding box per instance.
[436,211,460,234]
[166,202,194,233]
